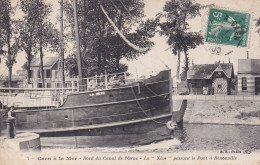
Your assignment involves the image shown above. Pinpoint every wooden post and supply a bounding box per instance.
[95,74,98,87]
[6,117,16,139]
[86,78,89,91]
[105,75,108,89]
[71,109,75,128]
[124,72,127,84]
[0,120,1,136]
[1,92,3,109]
[169,70,173,114]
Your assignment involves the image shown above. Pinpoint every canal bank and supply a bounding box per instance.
[173,99,260,125]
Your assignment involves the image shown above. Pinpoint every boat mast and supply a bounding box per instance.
[73,0,84,91]
[60,0,65,88]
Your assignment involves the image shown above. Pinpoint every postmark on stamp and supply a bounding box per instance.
[206,8,250,47]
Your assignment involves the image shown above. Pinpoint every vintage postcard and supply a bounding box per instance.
[0,0,259,165]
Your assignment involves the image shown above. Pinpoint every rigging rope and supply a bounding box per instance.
[99,3,148,52]
[109,0,120,11]
[119,0,133,17]
[144,84,166,98]
[130,86,167,125]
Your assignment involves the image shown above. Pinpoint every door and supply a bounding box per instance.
[255,77,260,95]
[212,78,228,94]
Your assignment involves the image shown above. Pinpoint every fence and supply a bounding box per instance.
[172,93,260,101]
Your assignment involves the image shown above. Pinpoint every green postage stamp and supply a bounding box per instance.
[206,8,250,47]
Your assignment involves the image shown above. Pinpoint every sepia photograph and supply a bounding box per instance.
[0,0,259,165]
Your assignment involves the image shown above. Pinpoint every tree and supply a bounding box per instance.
[20,0,40,84]
[34,0,59,88]
[256,18,260,33]
[0,0,21,87]
[158,0,203,80]
[63,0,156,77]
[20,0,59,87]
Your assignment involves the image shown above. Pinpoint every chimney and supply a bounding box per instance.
[223,61,224,64]
[247,51,249,59]
[192,59,194,66]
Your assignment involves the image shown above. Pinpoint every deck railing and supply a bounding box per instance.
[81,72,128,91]
[0,72,144,108]
[0,87,74,108]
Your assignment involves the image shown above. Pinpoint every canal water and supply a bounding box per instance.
[172,123,260,151]
[41,123,260,153]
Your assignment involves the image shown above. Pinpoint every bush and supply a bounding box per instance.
[235,111,260,119]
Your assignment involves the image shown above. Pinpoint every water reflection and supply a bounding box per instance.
[174,123,260,151]
[39,123,260,152]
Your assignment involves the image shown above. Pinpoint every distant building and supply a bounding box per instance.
[27,56,78,89]
[187,63,234,95]
[0,76,23,88]
[237,59,260,95]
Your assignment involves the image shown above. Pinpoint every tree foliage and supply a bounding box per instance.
[20,0,59,87]
[0,0,21,87]
[158,0,203,80]
[256,18,260,33]
[63,0,156,77]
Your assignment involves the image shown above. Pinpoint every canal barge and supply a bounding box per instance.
[13,70,184,139]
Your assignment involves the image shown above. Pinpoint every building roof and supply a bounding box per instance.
[187,63,234,79]
[31,56,59,68]
[238,59,260,74]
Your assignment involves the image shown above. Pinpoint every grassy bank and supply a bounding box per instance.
[181,100,260,125]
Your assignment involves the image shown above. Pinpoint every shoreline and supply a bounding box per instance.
[183,121,260,126]
[174,99,260,126]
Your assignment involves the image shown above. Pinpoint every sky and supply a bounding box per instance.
[0,0,260,81]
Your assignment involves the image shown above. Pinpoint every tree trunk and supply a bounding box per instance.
[60,0,65,88]
[6,16,12,88]
[26,50,32,85]
[116,13,123,71]
[8,66,12,88]
[40,40,45,88]
[97,48,102,71]
[176,49,181,80]
[184,49,189,81]
[25,22,36,85]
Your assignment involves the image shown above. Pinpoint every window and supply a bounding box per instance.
[55,70,58,79]
[66,83,72,88]
[56,83,61,88]
[38,70,41,78]
[46,69,51,78]
[29,70,34,78]
[242,77,247,91]
[38,83,43,88]
[74,81,77,87]
[47,83,51,88]
[218,84,222,88]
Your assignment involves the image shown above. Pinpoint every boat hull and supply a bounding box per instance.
[40,115,175,148]
[28,113,175,137]
[12,70,184,142]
